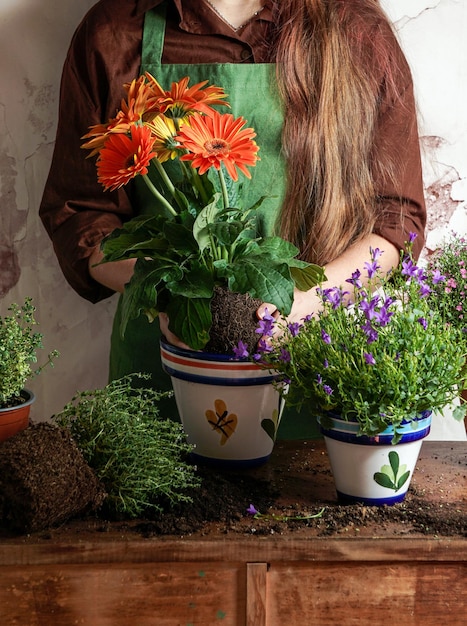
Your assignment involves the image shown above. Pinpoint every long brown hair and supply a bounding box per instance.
[274,0,405,265]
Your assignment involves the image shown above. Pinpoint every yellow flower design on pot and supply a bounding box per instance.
[206,399,238,445]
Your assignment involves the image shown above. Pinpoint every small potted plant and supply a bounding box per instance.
[425,232,467,414]
[254,237,466,504]
[0,298,58,441]
[82,74,325,466]
[83,73,324,352]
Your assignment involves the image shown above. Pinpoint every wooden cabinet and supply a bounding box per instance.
[1,442,465,625]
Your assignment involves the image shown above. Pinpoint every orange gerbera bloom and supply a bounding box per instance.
[145,74,229,120]
[176,111,259,181]
[146,115,181,163]
[96,125,156,191]
[82,76,163,157]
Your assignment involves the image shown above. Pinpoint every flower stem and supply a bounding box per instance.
[218,166,230,209]
[142,174,177,217]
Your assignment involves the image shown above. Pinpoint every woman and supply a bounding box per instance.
[40,0,426,437]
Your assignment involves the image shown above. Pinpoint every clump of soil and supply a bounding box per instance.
[0,423,105,533]
[204,286,262,354]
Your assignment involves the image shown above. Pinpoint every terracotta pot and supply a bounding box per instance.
[318,411,432,506]
[160,340,285,468]
[0,389,35,442]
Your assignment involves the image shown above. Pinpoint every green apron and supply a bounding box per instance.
[109,3,321,439]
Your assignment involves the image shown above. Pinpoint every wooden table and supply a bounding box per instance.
[0,441,465,625]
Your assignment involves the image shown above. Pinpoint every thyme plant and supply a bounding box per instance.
[53,375,201,518]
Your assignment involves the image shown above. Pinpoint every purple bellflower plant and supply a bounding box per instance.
[236,236,466,442]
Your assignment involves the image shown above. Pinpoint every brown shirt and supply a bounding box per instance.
[40,0,426,302]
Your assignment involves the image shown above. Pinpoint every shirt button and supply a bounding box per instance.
[240,49,252,61]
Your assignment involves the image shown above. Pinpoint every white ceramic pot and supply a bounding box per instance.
[318,411,432,505]
[161,340,285,467]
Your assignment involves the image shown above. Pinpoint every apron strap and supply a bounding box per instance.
[141,3,167,68]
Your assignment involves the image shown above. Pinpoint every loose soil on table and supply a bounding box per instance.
[0,435,465,542]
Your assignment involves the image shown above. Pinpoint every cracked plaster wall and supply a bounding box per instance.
[1,1,466,437]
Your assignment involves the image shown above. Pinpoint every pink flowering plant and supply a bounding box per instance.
[425,232,467,341]
[243,235,466,441]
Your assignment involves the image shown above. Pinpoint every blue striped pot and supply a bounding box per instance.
[160,340,285,467]
[318,411,432,505]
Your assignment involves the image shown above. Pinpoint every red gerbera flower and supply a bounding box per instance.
[176,111,259,181]
[96,125,156,191]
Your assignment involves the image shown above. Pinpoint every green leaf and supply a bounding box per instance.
[193,193,223,252]
[261,418,277,442]
[166,262,214,299]
[396,470,411,491]
[163,221,198,255]
[389,450,400,478]
[227,259,294,315]
[373,472,396,490]
[166,297,212,350]
[119,261,165,336]
[291,264,327,291]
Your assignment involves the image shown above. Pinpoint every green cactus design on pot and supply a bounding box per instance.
[373,450,410,492]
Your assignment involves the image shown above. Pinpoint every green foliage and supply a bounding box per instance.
[53,375,201,518]
[260,246,467,439]
[100,167,325,351]
[426,232,467,339]
[0,298,58,407]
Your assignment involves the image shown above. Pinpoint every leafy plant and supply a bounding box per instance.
[53,375,201,518]
[0,298,58,407]
[426,232,467,339]
[83,74,325,350]
[254,237,467,441]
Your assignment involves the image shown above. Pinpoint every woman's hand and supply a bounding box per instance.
[256,234,400,341]
[159,313,192,350]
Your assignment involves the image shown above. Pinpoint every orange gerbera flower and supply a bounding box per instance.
[176,111,259,181]
[82,76,163,157]
[96,125,156,191]
[145,74,229,120]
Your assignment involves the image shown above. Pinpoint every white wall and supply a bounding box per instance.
[1,1,466,427]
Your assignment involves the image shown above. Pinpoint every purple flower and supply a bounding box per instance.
[418,282,431,298]
[233,341,249,359]
[431,269,446,284]
[401,258,418,278]
[364,259,380,279]
[359,295,379,320]
[418,317,428,330]
[323,385,333,396]
[370,246,383,260]
[279,348,291,363]
[256,339,273,354]
[364,352,376,365]
[321,329,331,344]
[374,305,393,327]
[322,287,347,309]
[346,269,363,288]
[323,359,329,369]
[256,309,275,337]
[361,320,379,344]
[408,232,418,243]
[287,322,301,337]
[316,374,323,384]
[246,504,259,516]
